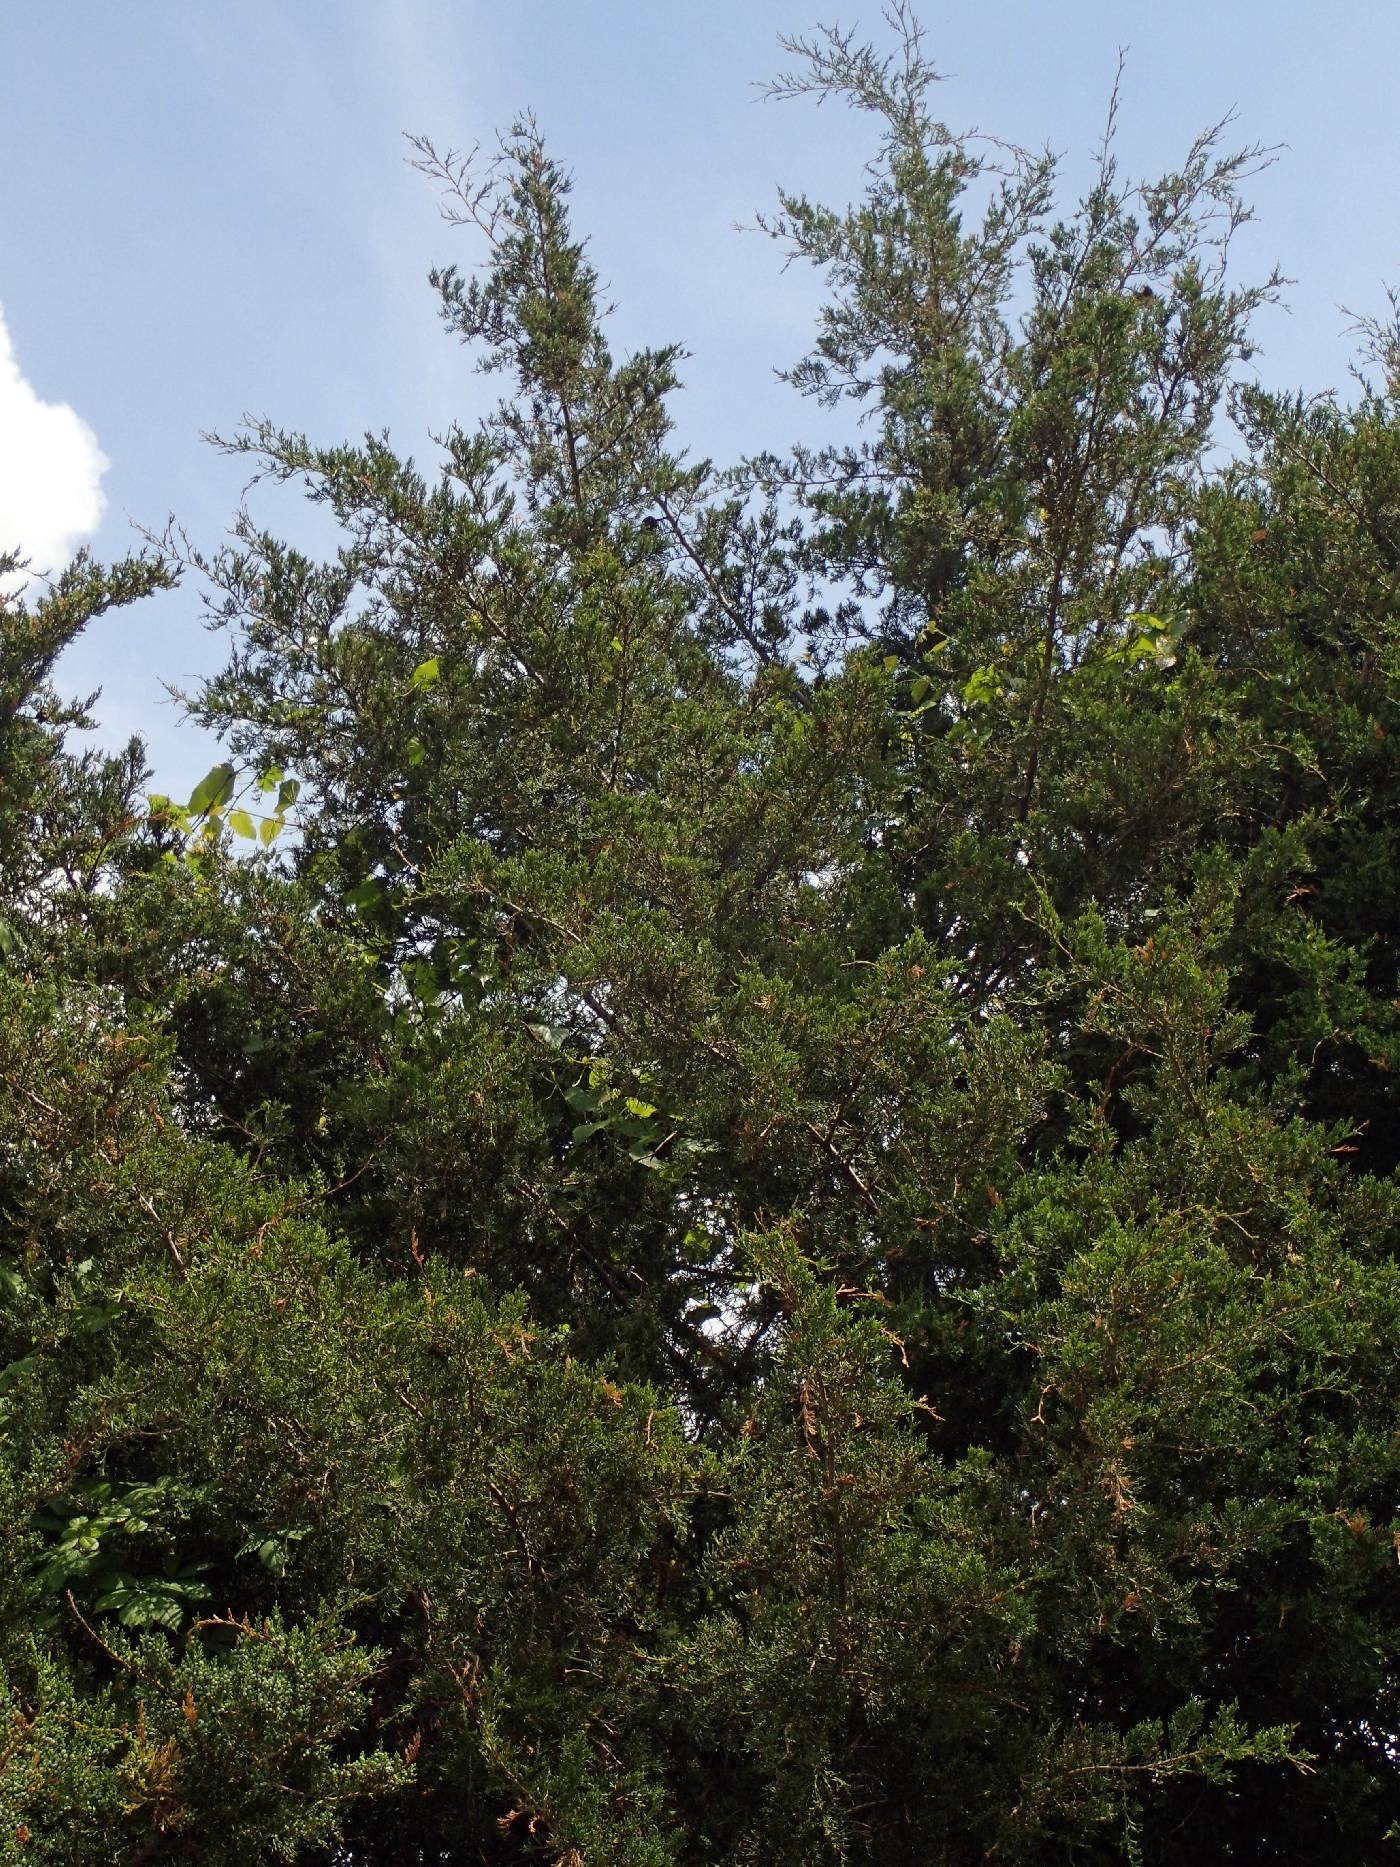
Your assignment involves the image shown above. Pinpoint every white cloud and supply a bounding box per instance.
[0,302,108,587]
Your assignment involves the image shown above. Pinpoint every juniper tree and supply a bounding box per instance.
[4,14,1400,1863]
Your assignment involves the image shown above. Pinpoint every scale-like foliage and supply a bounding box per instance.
[5,14,1400,1861]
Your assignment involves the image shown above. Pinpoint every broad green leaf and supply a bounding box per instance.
[227,808,256,839]
[76,1301,121,1336]
[188,761,236,817]
[962,664,1001,707]
[238,1527,309,1578]
[345,877,384,913]
[36,1543,104,1590]
[410,656,441,691]
[93,1572,209,1630]
[403,957,439,1004]
[525,1022,572,1049]
[147,792,191,831]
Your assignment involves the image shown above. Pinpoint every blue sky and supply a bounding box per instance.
[4,0,1399,797]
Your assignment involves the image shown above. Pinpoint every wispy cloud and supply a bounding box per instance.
[0,302,108,585]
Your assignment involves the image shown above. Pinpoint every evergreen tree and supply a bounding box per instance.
[4,14,1400,1861]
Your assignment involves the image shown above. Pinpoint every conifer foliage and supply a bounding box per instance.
[4,14,1400,1861]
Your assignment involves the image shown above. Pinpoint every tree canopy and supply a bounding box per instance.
[4,14,1400,1862]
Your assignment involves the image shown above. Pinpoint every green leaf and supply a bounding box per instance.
[93,1572,209,1630]
[345,878,384,913]
[188,761,236,818]
[525,1022,572,1049]
[36,1543,105,1590]
[627,1146,666,1170]
[147,792,192,832]
[403,957,439,1005]
[238,1527,310,1579]
[227,809,256,840]
[410,656,441,692]
[406,735,427,767]
[76,1301,121,1336]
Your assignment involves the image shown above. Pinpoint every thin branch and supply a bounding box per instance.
[133,1190,189,1282]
